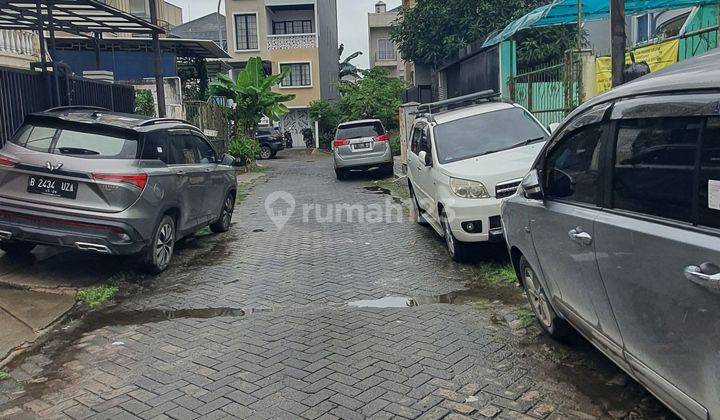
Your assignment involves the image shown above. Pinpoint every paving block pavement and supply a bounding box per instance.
[0,150,673,419]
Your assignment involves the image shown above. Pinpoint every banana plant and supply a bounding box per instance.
[210,57,295,138]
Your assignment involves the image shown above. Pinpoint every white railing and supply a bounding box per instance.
[267,33,317,50]
[0,30,37,57]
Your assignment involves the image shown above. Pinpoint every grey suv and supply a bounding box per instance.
[502,50,720,420]
[0,107,237,273]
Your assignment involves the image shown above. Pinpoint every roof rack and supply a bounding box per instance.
[45,106,110,113]
[137,118,192,127]
[415,90,501,121]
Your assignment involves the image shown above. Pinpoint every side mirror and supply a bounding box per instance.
[521,169,543,200]
[418,150,432,166]
[547,123,560,134]
[221,153,235,166]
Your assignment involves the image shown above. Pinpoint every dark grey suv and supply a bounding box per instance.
[502,49,720,420]
[0,107,237,273]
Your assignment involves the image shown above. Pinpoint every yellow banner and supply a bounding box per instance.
[595,39,680,94]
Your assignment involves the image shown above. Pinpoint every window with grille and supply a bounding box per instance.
[377,38,396,60]
[272,20,313,35]
[280,63,312,87]
[234,14,258,50]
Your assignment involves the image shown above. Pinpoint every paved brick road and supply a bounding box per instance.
[0,150,673,419]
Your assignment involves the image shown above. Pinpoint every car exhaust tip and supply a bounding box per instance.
[75,242,112,254]
[0,230,12,241]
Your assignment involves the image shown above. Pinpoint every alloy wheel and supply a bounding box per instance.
[524,267,552,327]
[221,195,234,228]
[155,222,175,269]
[260,146,272,159]
[441,213,455,256]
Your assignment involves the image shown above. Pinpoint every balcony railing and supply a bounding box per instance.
[377,51,397,61]
[0,30,37,58]
[267,33,316,50]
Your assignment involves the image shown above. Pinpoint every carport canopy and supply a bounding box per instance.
[0,0,164,34]
[0,0,168,115]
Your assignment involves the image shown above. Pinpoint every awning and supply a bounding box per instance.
[483,0,719,47]
[52,37,231,59]
[0,0,164,35]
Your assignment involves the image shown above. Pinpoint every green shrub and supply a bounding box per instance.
[134,89,156,117]
[389,133,401,156]
[227,134,260,166]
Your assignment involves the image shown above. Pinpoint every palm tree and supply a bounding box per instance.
[339,43,363,81]
[209,57,295,138]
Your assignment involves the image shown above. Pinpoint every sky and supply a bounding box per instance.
[165,0,401,69]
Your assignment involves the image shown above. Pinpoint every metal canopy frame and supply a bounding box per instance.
[0,0,169,116]
[0,0,165,34]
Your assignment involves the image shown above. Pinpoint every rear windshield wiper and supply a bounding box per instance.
[58,147,100,155]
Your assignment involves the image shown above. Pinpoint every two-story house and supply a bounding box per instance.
[368,1,404,79]
[225,0,339,147]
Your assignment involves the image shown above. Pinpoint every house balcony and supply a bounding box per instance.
[0,30,38,60]
[267,33,317,50]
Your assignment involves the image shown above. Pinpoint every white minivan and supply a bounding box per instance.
[407,91,549,261]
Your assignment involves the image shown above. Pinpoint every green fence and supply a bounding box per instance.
[509,52,583,127]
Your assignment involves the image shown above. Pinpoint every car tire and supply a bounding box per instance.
[440,208,472,262]
[210,192,235,233]
[0,241,36,256]
[519,256,573,340]
[335,168,346,180]
[380,163,394,178]
[259,145,272,160]
[141,215,176,274]
[409,184,429,226]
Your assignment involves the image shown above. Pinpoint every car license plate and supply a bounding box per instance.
[353,142,371,150]
[27,176,78,199]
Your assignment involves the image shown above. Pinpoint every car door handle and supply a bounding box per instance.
[568,228,593,246]
[684,265,720,290]
[175,170,186,176]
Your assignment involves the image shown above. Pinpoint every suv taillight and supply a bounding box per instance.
[92,173,148,190]
[333,139,350,148]
[373,133,389,142]
[0,154,18,167]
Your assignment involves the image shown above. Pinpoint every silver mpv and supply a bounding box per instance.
[502,50,720,420]
[332,119,393,180]
[0,107,237,273]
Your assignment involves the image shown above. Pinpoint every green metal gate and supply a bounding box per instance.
[509,51,583,127]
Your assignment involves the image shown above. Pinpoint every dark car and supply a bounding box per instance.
[0,106,237,273]
[256,127,284,159]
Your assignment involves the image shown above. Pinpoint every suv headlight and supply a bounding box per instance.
[449,178,490,199]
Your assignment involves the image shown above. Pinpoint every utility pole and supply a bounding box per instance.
[149,0,167,117]
[610,0,626,87]
[577,0,583,51]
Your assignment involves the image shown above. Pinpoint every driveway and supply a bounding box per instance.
[0,150,673,419]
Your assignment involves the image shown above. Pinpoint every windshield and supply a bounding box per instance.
[11,123,139,159]
[335,122,384,139]
[434,107,547,164]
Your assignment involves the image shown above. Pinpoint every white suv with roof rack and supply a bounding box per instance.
[407,91,550,261]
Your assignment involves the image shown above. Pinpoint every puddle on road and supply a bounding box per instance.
[348,284,524,308]
[0,305,262,408]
